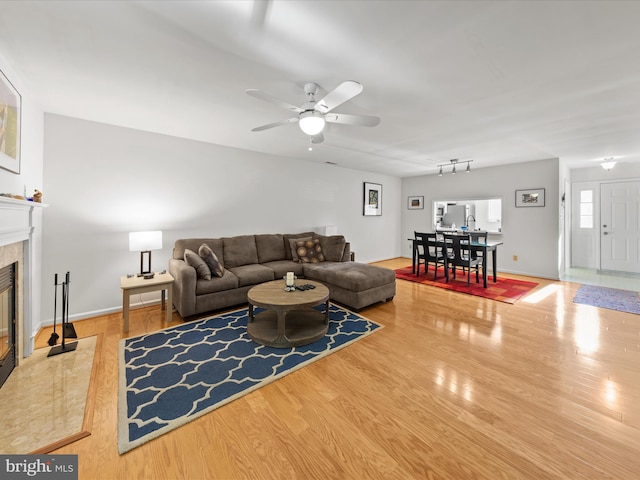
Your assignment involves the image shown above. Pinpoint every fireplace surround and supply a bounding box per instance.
[0,263,16,387]
[0,196,47,363]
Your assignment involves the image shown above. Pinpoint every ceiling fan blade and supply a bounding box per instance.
[251,117,298,132]
[246,89,303,113]
[250,0,271,30]
[310,132,324,144]
[314,81,363,113]
[325,113,381,127]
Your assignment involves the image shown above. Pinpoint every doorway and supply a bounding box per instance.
[600,181,640,273]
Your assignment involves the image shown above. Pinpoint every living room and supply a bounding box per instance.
[2,1,640,478]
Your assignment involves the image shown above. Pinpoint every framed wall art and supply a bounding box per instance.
[515,188,545,207]
[0,68,21,174]
[363,182,382,216]
[407,196,424,210]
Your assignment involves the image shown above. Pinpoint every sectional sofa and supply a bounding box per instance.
[169,232,396,318]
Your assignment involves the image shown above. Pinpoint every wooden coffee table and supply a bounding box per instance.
[247,279,330,348]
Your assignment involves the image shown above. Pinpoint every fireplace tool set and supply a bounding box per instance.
[47,271,78,357]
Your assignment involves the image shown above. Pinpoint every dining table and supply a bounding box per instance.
[409,233,504,288]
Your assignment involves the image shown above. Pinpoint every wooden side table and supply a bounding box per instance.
[120,272,174,332]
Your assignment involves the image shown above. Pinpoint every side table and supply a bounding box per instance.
[120,272,174,332]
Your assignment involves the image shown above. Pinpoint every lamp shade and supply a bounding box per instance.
[299,111,325,136]
[129,231,162,251]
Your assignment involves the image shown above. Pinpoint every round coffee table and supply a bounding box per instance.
[247,279,330,348]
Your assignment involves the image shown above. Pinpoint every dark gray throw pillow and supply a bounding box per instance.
[184,248,211,280]
[199,243,224,277]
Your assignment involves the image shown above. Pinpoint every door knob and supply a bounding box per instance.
[603,232,609,235]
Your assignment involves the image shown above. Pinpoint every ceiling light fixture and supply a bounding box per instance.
[436,159,473,176]
[601,158,617,171]
[298,110,325,136]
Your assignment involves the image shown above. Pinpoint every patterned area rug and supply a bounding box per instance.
[395,265,538,304]
[118,305,381,454]
[573,284,640,314]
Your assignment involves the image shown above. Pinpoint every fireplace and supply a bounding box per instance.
[0,263,16,387]
[0,196,47,364]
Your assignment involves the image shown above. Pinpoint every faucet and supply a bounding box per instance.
[466,215,476,228]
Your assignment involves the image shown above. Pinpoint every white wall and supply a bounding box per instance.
[0,53,45,352]
[41,114,402,324]
[570,162,640,183]
[401,158,561,279]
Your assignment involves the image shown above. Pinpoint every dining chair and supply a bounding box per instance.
[442,233,481,286]
[414,232,446,279]
[469,231,487,263]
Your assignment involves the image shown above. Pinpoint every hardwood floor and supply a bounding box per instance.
[36,258,640,479]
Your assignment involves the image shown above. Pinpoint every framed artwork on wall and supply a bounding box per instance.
[0,68,21,174]
[363,182,382,216]
[515,188,545,207]
[407,196,424,210]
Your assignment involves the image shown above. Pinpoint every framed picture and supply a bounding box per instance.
[408,196,424,210]
[0,68,21,174]
[515,188,545,207]
[363,182,382,216]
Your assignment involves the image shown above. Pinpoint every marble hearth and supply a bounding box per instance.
[0,196,47,361]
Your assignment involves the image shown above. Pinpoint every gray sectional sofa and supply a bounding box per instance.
[169,232,396,318]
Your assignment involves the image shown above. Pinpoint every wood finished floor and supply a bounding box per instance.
[35,258,640,479]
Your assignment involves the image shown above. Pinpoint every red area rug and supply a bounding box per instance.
[394,265,539,304]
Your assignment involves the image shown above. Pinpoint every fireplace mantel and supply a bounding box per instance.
[0,196,48,359]
[0,196,48,247]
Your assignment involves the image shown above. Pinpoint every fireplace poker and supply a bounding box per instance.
[63,271,77,339]
[47,273,60,346]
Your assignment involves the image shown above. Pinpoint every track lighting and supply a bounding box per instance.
[436,159,473,176]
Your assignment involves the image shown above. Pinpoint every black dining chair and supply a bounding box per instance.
[443,233,481,286]
[469,231,487,263]
[414,232,446,279]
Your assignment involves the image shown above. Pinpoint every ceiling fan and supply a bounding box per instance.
[245,81,380,144]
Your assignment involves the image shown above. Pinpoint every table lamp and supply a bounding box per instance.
[129,231,162,276]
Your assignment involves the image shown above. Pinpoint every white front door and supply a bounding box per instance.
[600,181,640,273]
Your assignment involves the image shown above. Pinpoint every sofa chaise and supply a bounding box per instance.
[169,232,396,318]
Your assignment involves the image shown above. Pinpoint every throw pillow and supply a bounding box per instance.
[198,243,224,277]
[296,238,326,264]
[184,249,212,280]
[289,236,312,262]
[315,235,346,262]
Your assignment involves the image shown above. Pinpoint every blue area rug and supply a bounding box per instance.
[573,284,640,314]
[118,305,382,454]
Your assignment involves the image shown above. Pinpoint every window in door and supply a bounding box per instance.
[579,190,593,228]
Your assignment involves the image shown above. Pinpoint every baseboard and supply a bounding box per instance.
[36,299,164,328]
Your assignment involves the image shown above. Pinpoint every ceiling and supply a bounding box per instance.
[1,0,640,177]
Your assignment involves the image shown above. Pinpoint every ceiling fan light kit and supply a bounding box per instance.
[299,110,325,136]
[437,159,472,176]
[246,80,380,144]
